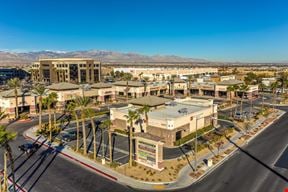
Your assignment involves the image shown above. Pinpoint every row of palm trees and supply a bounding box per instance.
[31,89,114,163]
[64,96,113,162]
[4,80,115,164]
[125,105,150,167]
[226,84,249,117]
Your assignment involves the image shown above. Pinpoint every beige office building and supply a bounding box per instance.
[110,97,217,147]
[31,58,101,84]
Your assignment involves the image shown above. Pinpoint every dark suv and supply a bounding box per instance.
[18,143,39,154]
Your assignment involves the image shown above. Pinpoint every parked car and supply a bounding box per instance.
[61,134,77,142]
[61,131,82,142]
[234,111,247,121]
[18,143,39,154]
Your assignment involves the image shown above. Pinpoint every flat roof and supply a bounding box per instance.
[149,102,209,120]
[39,58,94,61]
[217,79,243,86]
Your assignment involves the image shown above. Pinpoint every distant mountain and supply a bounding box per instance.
[0,50,206,66]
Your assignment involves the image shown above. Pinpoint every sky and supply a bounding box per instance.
[0,0,288,62]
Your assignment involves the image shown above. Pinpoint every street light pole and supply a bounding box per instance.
[194,117,198,171]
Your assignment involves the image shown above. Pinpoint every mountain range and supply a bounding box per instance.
[0,50,206,67]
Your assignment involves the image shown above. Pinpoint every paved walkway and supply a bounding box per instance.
[23,109,285,191]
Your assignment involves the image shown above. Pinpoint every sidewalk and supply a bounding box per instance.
[23,109,286,191]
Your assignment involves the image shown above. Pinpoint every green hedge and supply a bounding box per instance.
[174,125,213,146]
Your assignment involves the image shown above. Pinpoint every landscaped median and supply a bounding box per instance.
[22,108,285,191]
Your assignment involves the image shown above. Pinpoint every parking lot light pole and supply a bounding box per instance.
[194,114,203,171]
[195,117,198,171]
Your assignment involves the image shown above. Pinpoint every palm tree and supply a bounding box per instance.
[138,72,143,81]
[85,108,97,160]
[233,84,240,114]
[138,105,150,132]
[101,119,113,163]
[74,96,91,156]
[227,85,235,117]
[7,78,21,119]
[278,72,288,94]
[124,110,140,167]
[122,73,132,102]
[66,101,81,152]
[0,126,17,192]
[32,84,48,129]
[258,83,266,110]
[43,92,58,141]
[143,77,149,96]
[187,75,193,97]
[170,75,176,96]
[239,84,249,115]
[270,81,279,110]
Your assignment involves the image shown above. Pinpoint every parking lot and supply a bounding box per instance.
[57,114,131,165]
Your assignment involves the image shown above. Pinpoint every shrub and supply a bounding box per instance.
[174,125,214,146]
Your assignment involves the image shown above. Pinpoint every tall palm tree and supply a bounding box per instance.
[270,81,279,110]
[187,75,193,97]
[43,92,58,141]
[7,78,21,119]
[122,73,132,102]
[66,101,81,152]
[143,77,149,96]
[138,72,143,81]
[227,85,235,117]
[258,83,266,110]
[138,105,150,132]
[233,84,240,114]
[85,108,97,160]
[0,126,17,192]
[101,119,113,163]
[74,96,91,156]
[278,72,288,94]
[239,84,249,115]
[124,110,140,167]
[170,75,176,96]
[32,84,48,129]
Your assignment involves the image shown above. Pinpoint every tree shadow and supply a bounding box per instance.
[178,146,195,172]
[11,137,47,175]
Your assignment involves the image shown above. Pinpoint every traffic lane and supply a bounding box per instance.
[6,113,63,135]
[173,108,288,192]
[1,136,134,192]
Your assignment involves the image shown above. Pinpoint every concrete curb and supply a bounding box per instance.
[23,133,118,182]
[192,109,286,185]
[0,172,27,192]
[21,110,286,191]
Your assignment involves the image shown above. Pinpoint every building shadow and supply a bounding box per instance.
[226,136,288,183]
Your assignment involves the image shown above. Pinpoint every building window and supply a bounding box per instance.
[80,69,87,83]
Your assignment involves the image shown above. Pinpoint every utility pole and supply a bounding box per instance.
[194,117,198,171]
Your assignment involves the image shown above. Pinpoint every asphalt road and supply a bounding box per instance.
[172,106,288,192]
[1,105,288,192]
[0,115,134,192]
